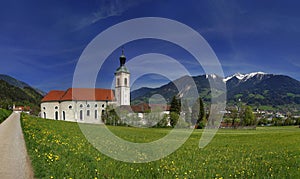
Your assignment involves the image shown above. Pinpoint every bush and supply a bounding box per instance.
[0,108,12,123]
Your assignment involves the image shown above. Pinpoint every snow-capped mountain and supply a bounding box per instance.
[223,72,267,82]
[131,72,300,107]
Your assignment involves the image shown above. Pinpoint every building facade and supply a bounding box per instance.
[41,51,130,122]
[40,88,115,123]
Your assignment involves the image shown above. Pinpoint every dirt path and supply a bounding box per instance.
[0,112,33,179]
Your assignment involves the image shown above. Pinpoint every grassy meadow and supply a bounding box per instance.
[0,108,12,124]
[21,114,300,178]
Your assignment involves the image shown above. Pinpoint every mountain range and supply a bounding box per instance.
[131,72,300,110]
[0,74,44,114]
[1,72,300,114]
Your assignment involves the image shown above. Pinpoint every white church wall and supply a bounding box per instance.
[41,102,60,120]
[41,100,117,123]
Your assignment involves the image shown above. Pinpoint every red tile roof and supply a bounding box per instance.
[41,90,65,102]
[13,106,31,111]
[41,88,115,102]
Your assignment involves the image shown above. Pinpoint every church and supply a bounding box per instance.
[40,51,130,123]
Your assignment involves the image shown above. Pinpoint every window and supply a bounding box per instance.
[62,111,66,120]
[87,104,90,108]
[43,112,46,119]
[95,104,98,108]
[55,111,58,120]
[80,110,83,120]
[87,110,90,116]
[55,106,58,109]
[43,107,46,110]
[95,110,98,119]
[80,104,83,108]
[124,78,127,86]
[117,78,120,86]
[69,105,72,109]
[102,104,105,108]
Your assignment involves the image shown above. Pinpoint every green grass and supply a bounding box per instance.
[0,108,12,124]
[21,114,300,178]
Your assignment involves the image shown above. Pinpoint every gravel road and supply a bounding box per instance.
[0,112,33,179]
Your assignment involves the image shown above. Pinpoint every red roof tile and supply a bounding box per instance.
[41,90,65,102]
[61,88,114,101]
[41,88,115,102]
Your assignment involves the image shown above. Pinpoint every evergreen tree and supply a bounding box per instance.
[169,96,180,127]
[191,97,205,128]
[170,96,180,115]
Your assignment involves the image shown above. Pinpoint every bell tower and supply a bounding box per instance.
[115,49,130,106]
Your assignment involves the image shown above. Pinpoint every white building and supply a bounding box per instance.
[41,51,130,122]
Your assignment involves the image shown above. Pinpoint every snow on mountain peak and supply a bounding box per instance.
[206,74,217,79]
[223,72,267,82]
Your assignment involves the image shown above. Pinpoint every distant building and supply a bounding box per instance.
[41,51,130,122]
[13,104,30,114]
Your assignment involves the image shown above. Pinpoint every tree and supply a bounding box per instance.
[155,114,169,128]
[191,97,205,128]
[230,108,238,128]
[102,105,120,126]
[169,112,179,127]
[241,106,256,126]
[169,96,181,128]
[170,96,180,115]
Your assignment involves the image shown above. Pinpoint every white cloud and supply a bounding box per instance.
[73,0,147,30]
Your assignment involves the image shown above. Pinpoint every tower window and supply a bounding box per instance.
[124,78,128,86]
[117,78,120,86]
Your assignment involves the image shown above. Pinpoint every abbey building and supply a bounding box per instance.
[40,51,130,122]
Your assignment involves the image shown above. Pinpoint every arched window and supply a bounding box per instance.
[55,111,58,120]
[43,112,46,119]
[87,110,90,116]
[124,78,128,86]
[95,110,98,119]
[117,78,120,86]
[62,111,66,120]
[80,110,83,120]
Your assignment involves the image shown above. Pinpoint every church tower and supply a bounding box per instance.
[115,49,130,106]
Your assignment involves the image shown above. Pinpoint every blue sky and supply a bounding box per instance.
[0,0,300,92]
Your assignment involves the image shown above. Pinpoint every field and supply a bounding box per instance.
[21,114,300,178]
[0,108,12,124]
